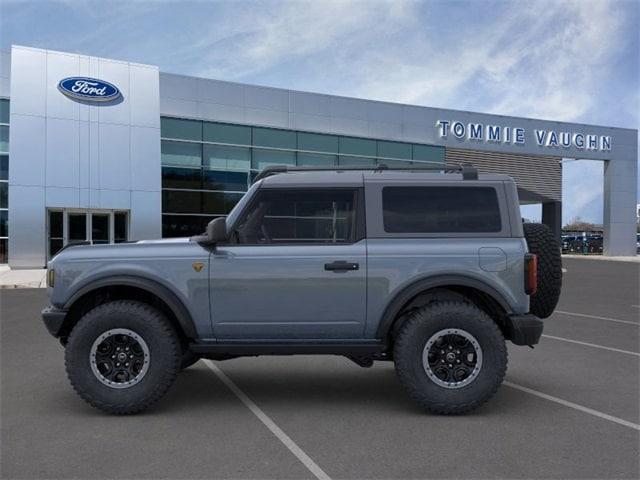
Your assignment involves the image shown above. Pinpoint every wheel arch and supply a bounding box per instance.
[375,275,512,342]
[59,276,198,344]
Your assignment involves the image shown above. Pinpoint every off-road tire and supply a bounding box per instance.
[394,301,507,414]
[523,222,562,318]
[65,300,181,414]
[180,350,200,370]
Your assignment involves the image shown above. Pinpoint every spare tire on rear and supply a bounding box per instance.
[523,223,562,318]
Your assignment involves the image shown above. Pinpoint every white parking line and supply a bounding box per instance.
[554,310,639,326]
[204,360,331,480]
[541,334,640,357]
[504,381,640,431]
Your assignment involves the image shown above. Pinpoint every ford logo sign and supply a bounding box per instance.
[58,77,121,102]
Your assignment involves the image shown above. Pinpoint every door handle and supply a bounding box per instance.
[324,261,359,272]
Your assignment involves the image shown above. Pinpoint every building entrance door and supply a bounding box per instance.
[47,209,129,259]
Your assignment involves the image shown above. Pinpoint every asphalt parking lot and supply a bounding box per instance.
[1,257,638,479]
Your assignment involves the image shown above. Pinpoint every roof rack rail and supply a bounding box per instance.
[252,162,478,183]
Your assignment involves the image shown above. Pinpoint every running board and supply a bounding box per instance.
[189,341,386,356]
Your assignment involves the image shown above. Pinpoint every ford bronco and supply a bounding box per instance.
[42,164,562,414]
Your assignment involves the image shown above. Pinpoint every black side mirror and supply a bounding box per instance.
[207,217,228,244]
[191,217,227,245]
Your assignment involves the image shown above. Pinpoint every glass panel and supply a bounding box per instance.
[378,140,411,160]
[380,159,413,167]
[252,127,296,149]
[49,239,63,259]
[0,99,9,124]
[0,155,8,180]
[297,153,336,166]
[297,132,338,153]
[382,187,501,233]
[0,126,8,154]
[203,122,251,145]
[202,192,226,214]
[252,149,296,170]
[234,189,355,244]
[48,211,63,238]
[68,214,87,242]
[203,144,250,170]
[0,210,7,237]
[202,170,248,191]
[0,182,6,208]
[114,212,128,243]
[338,155,376,166]
[91,214,110,244]
[0,238,7,263]
[413,144,445,163]
[162,215,212,238]
[161,117,201,141]
[161,141,201,167]
[339,137,376,157]
[162,167,202,189]
[162,190,201,214]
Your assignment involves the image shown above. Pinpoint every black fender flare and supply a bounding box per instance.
[375,274,513,339]
[63,275,198,339]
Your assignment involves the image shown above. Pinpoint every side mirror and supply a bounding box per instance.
[191,217,227,245]
[207,217,228,244]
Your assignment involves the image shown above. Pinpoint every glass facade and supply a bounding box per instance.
[0,99,8,263]
[160,116,445,237]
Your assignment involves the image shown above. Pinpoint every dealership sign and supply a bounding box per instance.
[58,77,121,102]
[436,120,611,152]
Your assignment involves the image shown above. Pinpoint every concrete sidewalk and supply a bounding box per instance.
[562,254,639,263]
[0,267,47,289]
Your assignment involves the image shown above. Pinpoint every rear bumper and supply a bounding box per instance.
[505,314,543,346]
[41,306,68,338]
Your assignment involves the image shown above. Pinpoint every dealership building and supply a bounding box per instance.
[0,45,637,267]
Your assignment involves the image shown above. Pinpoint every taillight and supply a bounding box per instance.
[524,253,537,295]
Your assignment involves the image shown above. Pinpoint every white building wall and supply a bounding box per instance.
[8,46,161,267]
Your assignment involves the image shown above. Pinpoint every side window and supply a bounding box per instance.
[382,186,502,233]
[233,189,357,245]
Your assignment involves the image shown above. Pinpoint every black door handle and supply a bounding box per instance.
[324,261,359,272]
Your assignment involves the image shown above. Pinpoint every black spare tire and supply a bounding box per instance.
[523,223,562,318]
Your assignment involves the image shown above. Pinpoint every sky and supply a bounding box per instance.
[1,0,638,224]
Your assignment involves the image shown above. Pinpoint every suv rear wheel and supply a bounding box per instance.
[394,301,507,414]
[65,300,181,414]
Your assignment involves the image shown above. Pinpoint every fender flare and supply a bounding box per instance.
[63,275,198,339]
[375,274,513,339]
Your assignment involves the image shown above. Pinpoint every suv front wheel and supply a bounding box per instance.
[65,300,182,414]
[394,301,507,414]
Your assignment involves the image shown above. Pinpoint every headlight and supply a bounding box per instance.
[47,269,55,288]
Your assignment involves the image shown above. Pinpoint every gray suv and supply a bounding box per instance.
[42,164,562,415]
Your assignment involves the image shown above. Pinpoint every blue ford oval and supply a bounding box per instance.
[58,77,121,102]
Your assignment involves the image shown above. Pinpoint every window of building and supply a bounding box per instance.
[114,212,128,243]
[252,148,296,170]
[162,214,213,238]
[0,99,9,124]
[233,189,356,245]
[252,127,296,149]
[202,170,248,192]
[339,137,377,157]
[382,187,502,233]
[0,182,7,209]
[203,144,250,170]
[297,132,339,153]
[203,122,250,145]
[413,144,445,163]
[378,141,412,161]
[161,140,201,167]
[0,155,7,180]
[0,100,10,264]
[162,166,202,190]
[297,152,336,166]
[0,126,7,155]
[161,117,202,141]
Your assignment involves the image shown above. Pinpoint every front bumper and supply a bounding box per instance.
[42,306,68,338]
[505,314,543,346]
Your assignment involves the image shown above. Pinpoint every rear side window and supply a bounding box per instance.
[382,186,501,233]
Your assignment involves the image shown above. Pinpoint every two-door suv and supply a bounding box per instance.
[42,164,562,414]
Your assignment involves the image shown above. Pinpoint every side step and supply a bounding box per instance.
[189,341,386,356]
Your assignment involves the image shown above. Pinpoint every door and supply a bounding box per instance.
[210,188,366,340]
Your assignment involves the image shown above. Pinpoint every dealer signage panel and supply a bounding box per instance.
[436,120,612,152]
[58,77,121,102]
